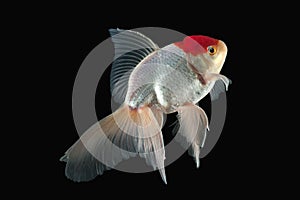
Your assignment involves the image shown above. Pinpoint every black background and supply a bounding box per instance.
[11,2,291,198]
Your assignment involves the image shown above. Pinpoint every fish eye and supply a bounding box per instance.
[207,46,217,55]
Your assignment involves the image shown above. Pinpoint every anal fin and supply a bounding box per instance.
[173,103,209,167]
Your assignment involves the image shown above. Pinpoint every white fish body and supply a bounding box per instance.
[125,43,215,113]
[60,29,231,184]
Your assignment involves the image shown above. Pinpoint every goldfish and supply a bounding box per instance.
[60,28,230,184]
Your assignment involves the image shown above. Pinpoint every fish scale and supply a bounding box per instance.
[126,44,213,113]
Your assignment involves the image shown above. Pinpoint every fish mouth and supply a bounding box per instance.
[214,40,228,73]
[217,40,227,55]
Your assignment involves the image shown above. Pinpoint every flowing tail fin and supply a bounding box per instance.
[60,104,166,183]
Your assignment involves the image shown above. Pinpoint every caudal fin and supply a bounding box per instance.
[60,104,166,183]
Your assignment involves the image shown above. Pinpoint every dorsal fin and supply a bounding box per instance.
[109,28,159,104]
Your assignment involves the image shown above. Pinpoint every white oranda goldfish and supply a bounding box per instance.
[61,29,231,184]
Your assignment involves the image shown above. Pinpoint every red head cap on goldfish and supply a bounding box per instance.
[181,36,219,55]
[175,35,227,74]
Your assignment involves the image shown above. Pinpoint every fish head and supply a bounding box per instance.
[175,35,228,74]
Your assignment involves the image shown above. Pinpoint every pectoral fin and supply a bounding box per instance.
[205,73,231,101]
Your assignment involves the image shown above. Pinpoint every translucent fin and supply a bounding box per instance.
[173,104,209,168]
[111,68,133,105]
[60,104,166,183]
[114,105,166,183]
[209,74,231,101]
[140,107,167,184]
[109,28,160,104]
[59,127,112,182]
[150,105,167,135]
